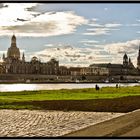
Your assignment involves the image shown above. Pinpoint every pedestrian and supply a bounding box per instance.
[97,85,100,90]
[116,84,118,88]
[95,84,100,90]
[119,84,121,88]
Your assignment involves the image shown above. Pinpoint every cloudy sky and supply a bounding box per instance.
[0,3,140,67]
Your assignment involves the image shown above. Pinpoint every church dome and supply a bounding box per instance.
[7,35,20,59]
[7,47,20,59]
[31,56,39,63]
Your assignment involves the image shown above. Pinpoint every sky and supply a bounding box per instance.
[0,3,140,67]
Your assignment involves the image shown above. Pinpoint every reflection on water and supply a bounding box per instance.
[0,83,139,92]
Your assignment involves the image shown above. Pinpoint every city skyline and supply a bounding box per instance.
[0,3,140,67]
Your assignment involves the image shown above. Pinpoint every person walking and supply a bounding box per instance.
[95,84,100,90]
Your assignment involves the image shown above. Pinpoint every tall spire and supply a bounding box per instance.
[123,53,128,67]
[137,44,140,69]
[129,57,131,63]
[22,52,25,62]
[2,53,5,60]
[139,44,140,54]
[11,34,16,48]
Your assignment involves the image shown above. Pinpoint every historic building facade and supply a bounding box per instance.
[0,35,140,79]
[90,52,139,76]
[2,35,59,75]
[80,67,109,76]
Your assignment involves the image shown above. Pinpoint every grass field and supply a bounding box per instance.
[0,86,140,110]
[0,86,140,102]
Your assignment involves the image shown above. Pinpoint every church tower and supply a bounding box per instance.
[7,34,20,60]
[22,52,25,62]
[123,53,128,67]
[137,45,140,70]
[128,57,134,68]
[2,53,5,60]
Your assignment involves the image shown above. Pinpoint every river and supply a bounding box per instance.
[0,83,140,92]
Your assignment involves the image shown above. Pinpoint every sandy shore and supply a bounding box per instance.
[0,110,124,137]
[64,109,140,137]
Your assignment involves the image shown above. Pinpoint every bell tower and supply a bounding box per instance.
[2,53,5,60]
[22,52,25,62]
[137,45,140,70]
[123,53,128,67]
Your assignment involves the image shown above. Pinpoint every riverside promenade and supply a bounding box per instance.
[65,109,140,137]
[0,110,123,137]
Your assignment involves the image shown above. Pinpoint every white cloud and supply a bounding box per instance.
[105,23,122,28]
[80,40,99,43]
[84,28,111,36]
[84,21,122,36]
[27,39,140,67]
[102,39,140,66]
[80,39,99,46]
[30,43,108,67]
[104,39,140,55]
[0,4,88,37]
[88,23,103,27]
[91,18,98,22]
[0,3,39,26]
[45,44,54,47]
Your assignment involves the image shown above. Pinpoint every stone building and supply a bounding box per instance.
[2,35,59,75]
[59,66,109,76]
[69,67,82,76]
[59,66,70,75]
[80,67,109,76]
[0,34,140,79]
[90,53,138,76]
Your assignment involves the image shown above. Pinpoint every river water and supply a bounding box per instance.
[0,83,140,92]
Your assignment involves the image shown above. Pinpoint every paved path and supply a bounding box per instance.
[0,110,124,137]
[65,109,140,137]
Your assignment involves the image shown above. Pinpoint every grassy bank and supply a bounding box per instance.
[0,86,140,111]
[0,86,140,101]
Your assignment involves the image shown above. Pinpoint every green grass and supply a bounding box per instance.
[0,86,140,102]
[0,86,140,110]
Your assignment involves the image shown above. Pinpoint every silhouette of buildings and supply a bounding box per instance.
[0,35,140,82]
[90,53,138,76]
[2,35,59,75]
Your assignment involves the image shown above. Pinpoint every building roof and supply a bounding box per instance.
[69,67,82,71]
[90,63,123,68]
